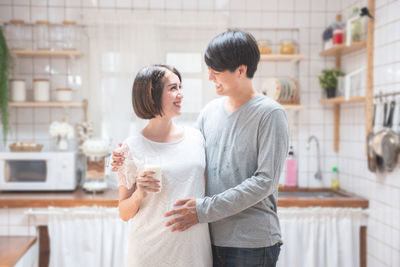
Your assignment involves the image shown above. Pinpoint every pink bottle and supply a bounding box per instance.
[285,146,297,187]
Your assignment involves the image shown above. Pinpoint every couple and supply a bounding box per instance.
[111,30,289,267]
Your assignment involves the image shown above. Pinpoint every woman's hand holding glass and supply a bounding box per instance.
[111,144,162,196]
[136,170,161,197]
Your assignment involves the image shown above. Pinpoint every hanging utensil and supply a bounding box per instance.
[372,101,391,156]
[367,103,376,172]
[382,101,400,172]
[374,101,393,173]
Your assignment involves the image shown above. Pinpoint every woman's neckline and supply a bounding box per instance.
[139,126,186,145]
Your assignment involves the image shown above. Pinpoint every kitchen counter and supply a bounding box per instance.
[0,236,37,267]
[278,187,369,208]
[0,189,119,208]
[0,187,368,208]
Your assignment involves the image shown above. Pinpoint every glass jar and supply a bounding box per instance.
[333,27,344,45]
[10,78,26,102]
[34,20,50,50]
[56,88,72,102]
[280,39,296,55]
[63,20,78,50]
[50,23,64,50]
[6,20,25,49]
[33,79,50,102]
[23,22,33,50]
[257,40,272,54]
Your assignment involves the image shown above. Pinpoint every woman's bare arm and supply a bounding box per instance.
[118,185,144,221]
[118,170,160,221]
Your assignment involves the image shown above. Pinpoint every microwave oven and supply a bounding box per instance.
[0,152,77,191]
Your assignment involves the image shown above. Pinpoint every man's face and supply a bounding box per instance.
[207,67,238,96]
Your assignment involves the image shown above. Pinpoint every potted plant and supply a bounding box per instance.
[0,26,10,146]
[49,120,74,151]
[318,68,344,98]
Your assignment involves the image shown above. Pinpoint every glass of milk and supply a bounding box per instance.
[144,155,162,193]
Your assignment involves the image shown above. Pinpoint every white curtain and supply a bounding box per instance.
[44,206,367,267]
[277,207,368,267]
[47,207,130,267]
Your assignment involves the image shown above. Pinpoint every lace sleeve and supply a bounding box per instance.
[116,142,138,190]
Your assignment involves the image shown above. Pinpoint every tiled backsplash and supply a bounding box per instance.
[0,208,37,236]
[339,0,400,266]
[0,0,399,266]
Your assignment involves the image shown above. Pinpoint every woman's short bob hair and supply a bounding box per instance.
[132,64,181,119]
[204,30,260,78]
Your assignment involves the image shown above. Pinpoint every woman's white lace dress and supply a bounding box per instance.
[117,127,212,267]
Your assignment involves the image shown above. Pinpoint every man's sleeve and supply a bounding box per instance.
[196,109,289,223]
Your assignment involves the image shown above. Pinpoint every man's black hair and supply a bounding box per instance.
[204,30,260,78]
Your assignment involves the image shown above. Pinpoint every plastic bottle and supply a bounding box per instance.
[285,146,297,187]
[330,167,340,190]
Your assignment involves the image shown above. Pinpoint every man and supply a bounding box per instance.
[112,30,289,267]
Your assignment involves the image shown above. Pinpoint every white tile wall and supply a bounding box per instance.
[0,208,38,236]
[99,0,115,8]
[215,0,228,10]
[278,0,293,11]
[166,0,181,10]
[48,7,65,23]
[336,1,400,266]
[0,0,399,265]
[49,0,65,7]
[0,5,11,22]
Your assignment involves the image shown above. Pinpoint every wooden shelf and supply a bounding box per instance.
[260,54,306,62]
[318,38,370,153]
[319,42,366,57]
[10,49,83,57]
[9,101,85,108]
[281,104,305,111]
[319,97,366,104]
[320,96,367,152]
[9,100,88,121]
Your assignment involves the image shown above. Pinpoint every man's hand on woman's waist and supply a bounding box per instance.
[165,198,199,232]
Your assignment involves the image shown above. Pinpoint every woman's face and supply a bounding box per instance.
[160,70,183,118]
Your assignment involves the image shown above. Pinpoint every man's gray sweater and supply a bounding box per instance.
[196,94,289,248]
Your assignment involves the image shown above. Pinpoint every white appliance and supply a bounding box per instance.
[0,152,77,191]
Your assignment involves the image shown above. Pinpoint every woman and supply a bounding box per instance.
[116,64,212,267]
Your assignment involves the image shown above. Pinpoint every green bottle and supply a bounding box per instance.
[351,8,362,42]
[330,167,339,190]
